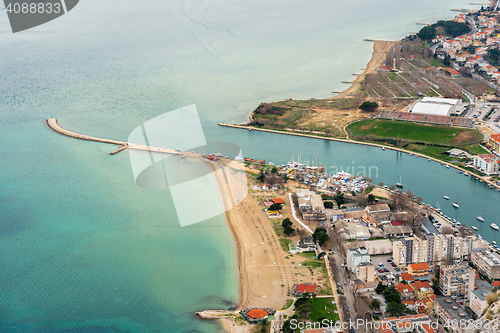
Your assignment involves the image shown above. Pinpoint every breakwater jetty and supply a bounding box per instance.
[46,118,205,160]
[47,118,128,155]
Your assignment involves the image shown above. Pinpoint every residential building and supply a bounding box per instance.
[469,289,490,317]
[356,262,376,283]
[289,237,317,254]
[376,314,434,333]
[489,133,500,154]
[382,225,414,238]
[435,296,472,333]
[393,234,488,267]
[347,247,370,272]
[439,263,475,299]
[471,248,500,280]
[410,281,434,300]
[360,212,377,227]
[337,220,370,241]
[365,204,391,223]
[472,154,500,175]
[292,283,318,297]
[395,283,414,300]
[408,263,430,277]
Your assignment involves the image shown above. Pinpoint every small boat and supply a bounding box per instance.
[456,221,461,226]
[453,194,460,209]
[396,175,403,188]
[464,172,469,176]
[491,223,499,231]
[382,147,386,151]
[446,165,449,168]
[493,241,497,245]
[444,196,450,200]
[477,206,485,222]
[489,184,494,189]
[472,226,478,230]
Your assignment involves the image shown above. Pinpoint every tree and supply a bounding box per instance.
[334,193,346,206]
[312,227,329,246]
[371,299,381,309]
[368,194,376,204]
[282,218,293,228]
[376,281,386,294]
[387,302,406,316]
[257,170,265,182]
[324,201,334,209]
[318,252,326,259]
[359,101,379,112]
[284,226,295,235]
[417,25,436,41]
[294,296,313,321]
[382,287,401,303]
[269,203,282,211]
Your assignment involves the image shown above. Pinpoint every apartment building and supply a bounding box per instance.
[439,263,475,299]
[393,234,488,267]
[471,248,500,280]
[472,154,500,175]
[435,296,472,333]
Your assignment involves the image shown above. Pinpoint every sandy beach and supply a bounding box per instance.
[333,40,397,99]
[207,161,333,332]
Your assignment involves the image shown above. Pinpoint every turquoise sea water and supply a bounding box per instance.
[0,0,496,332]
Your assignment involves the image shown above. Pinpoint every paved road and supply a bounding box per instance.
[327,229,360,333]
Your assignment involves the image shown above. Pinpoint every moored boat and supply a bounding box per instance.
[491,223,499,231]
[472,226,478,230]
[444,196,450,200]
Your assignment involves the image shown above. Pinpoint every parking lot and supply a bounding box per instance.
[370,255,402,278]
[467,101,500,133]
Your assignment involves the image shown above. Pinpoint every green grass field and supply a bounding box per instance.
[309,297,338,323]
[348,119,482,147]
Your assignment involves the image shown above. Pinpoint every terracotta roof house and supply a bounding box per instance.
[293,283,318,297]
[241,308,275,323]
[272,198,284,205]
[400,273,415,282]
[408,263,429,277]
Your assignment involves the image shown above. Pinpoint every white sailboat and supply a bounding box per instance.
[477,206,485,222]
[452,194,460,209]
[443,195,450,200]
[491,223,499,231]
[396,175,403,188]
[472,226,478,230]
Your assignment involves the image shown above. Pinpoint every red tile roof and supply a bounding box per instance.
[272,198,284,204]
[400,273,415,282]
[305,285,318,293]
[408,263,429,271]
[491,133,500,143]
[247,309,269,319]
[492,281,500,288]
[391,221,405,226]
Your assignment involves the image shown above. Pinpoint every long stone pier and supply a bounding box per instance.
[46,118,202,159]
